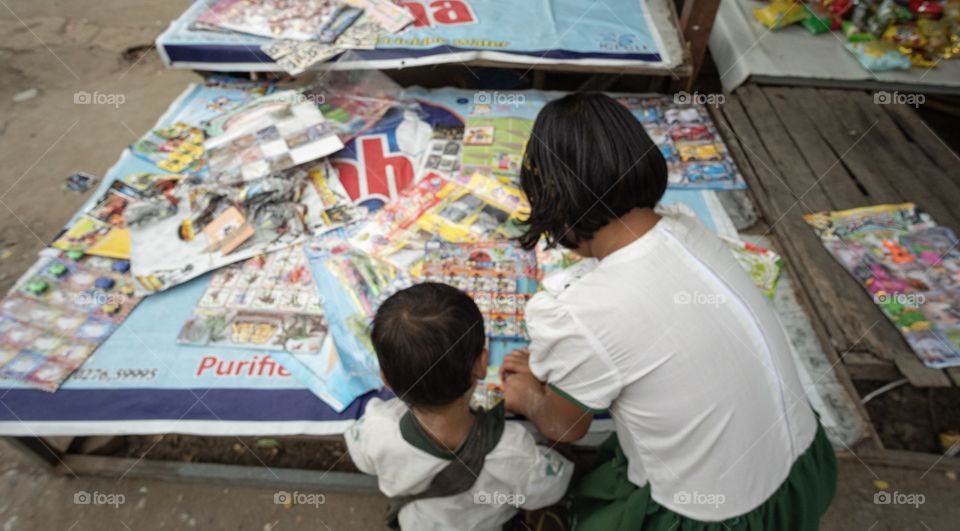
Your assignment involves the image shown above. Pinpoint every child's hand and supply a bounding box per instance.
[500,348,532,381]
[503,371,545,418]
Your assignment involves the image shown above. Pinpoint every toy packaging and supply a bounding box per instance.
[616,96,747,190]
[753,0,960,72]
[418,127,464,179]
[351,171,529,271]
[722,237,785,300]
[53,174,184,260]
[126,164,354,294]
[805,203,960,368]
[0,252,142,391]
[195,0,341,41]
[460,117,532,185]
[304,236,414,404]
[178,246,327,353]
[421,241,539,340]
[130,122,205,175]
[204,100,343,184]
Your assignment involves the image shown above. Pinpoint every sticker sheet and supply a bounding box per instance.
[178,246,327,353]
[421,241,539,339]
[0,252,141,391]
[805,203,960,368]
[204,100,343,184]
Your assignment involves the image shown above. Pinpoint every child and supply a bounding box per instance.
[346,282,573,531]
[501,92,836,530]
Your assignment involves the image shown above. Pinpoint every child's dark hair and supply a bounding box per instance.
[372,282,486,408]
[518,92,668,250]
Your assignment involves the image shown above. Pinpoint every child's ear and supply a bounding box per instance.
[379,369,391,391]
[472,349,489,381]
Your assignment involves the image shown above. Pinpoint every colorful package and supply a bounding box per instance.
[805,203,960,368]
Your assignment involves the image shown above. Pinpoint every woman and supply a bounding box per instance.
[501,92,836,530]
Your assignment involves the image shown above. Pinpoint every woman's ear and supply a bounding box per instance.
[473,349,489,381]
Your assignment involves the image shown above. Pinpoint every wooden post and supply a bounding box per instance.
[673,0,722,91]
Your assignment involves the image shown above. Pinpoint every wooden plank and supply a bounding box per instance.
[736,85,834,208]
[714,95,849,349]
[835,90,960,231]
[676,0,722,89]
[721,90,951,387]
[882,102,960,175]
[761,87,867,210]
[791,88,903,204]
[58,454,380,493]
[844,352,902,382]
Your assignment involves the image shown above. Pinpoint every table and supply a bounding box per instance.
[710,0,960,94]
[156,0,690,76]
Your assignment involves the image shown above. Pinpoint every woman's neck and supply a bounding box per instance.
[581,207,661,260]
[412,396,476,452]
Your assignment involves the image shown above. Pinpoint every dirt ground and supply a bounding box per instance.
[1,1,959,530]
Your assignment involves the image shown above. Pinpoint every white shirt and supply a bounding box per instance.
[346,398,573,531]
[527,204,817,521]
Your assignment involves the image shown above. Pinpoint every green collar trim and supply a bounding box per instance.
[399,402,505,460]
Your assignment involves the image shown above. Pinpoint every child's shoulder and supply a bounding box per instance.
[360,396,408,421]
[348,397,406,441]
[485,421,542,463]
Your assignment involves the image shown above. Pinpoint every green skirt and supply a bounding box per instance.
[571,422,837,531]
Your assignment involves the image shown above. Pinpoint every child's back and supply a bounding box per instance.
[347,397,571,530]
[345,283,572,530]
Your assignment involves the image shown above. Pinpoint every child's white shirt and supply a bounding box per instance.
[345,397,573,531]
[527,203,818,521]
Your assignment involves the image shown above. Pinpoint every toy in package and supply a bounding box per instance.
[177,246,328,353]
[130,122,205,174]
[0,252,141,391]
[805,203,960,368]
[421,241,539,340]
[615,95,746,190]
[351,172,529,271]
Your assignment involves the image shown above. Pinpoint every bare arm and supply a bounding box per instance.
[502,350,593,442]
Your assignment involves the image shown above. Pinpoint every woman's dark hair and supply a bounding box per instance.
[518,92,668,250]
[371,282,486,409]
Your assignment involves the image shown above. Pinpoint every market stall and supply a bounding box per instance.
[155,0,690,76]
[711,0,960,93]
[0,78,736,437]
